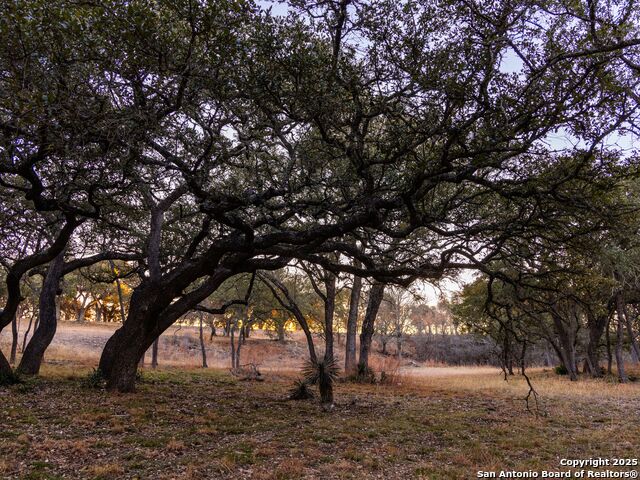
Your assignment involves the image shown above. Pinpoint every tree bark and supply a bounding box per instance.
[110,260,127,324]
[323,272,336,363]
[618,293,640,363]
[550,313,578,381]
[100,268,234,391]
[17,251,66,375]
[244,322,250,339]
[358,282,384,373]
[276,320,285,342]
[151,337,159,369]
[99,284,169,389]
[209,322,216,340]
[199,313,208,368]
[0,216,78,377]
[345,274,362,374]
[223,319,230,337]
[99,288,165,391]
[230,320,236,370]
[585,313,608,377]
[76,306,86,324]
[615,297,628,383]
[95,302,102,323]
[10,306,19,365]
[605,316,613,375]
[262,274,318,363]
[235,324,244,370]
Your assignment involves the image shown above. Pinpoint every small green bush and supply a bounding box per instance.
[554,364,568,375]
[81,368,105,389]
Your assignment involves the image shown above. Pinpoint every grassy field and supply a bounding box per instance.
[1,364,639,480]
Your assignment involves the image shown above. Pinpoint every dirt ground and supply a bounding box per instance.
[1,366,639,480]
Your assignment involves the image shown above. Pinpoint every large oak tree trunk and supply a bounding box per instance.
[345,274,362,374]
[358,282,384,373]
[17,251,66,375]
[99,286,167,391]
[99,267,235,392]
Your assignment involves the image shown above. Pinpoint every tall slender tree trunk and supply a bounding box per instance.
[551,314,578,381]
[230,320,236,370]
[276,320,285,342]
[18,251,65,375]
[55,298,61,323]
[235,326,244,370]
[21,308,36,353]
[345,274,362,374]
[76,306,86,324]
[151,337,159,369]
[615,297,628,383]
[223,319,230,337]
[618,294,640,363]
[605,316,613,375]
[585,313,608,377]
[199,313,208,368]
[110,260,127,324]
[323,272,336,363]
[358,282,384,373]
[244,322,250,339]
[503,332,514,376]
[209,322,216,340]
[10,306,19,365]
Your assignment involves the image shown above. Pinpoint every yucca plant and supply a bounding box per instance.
[288,379,315,400]
[302,357,339,406]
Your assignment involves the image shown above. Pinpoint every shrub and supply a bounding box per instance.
[81,368,104,389]
[302,357,339,405]
[288,379,315,400]
[554,364,568,375]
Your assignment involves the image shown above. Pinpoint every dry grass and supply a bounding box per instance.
[406,365,640,401]
[2,324,639,478]
[1,363,638,479]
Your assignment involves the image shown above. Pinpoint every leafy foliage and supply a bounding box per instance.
[81,368,105,390]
